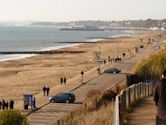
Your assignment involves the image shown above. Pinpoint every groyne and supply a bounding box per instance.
[0,50,86,55]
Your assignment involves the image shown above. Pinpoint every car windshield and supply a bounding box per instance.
[56,93,63,96]
[111,68,117,70]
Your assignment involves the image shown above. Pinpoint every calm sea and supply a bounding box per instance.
[0,26,134,62]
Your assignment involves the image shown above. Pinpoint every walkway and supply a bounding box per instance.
[19,62,114,111]
[127,97,156,125]
[16,40,159,112]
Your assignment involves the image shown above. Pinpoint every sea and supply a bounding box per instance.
[0,26,134,62]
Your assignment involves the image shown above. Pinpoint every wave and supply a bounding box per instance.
[0,54,35,62]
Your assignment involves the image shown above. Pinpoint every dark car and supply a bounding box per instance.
[104,68,121,74]
[49,92,75,103]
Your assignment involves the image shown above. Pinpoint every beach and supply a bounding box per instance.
[0,31,158,107]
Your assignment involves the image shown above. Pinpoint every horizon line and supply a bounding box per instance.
[0,18,166,23]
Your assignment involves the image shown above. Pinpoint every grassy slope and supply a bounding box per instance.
[135,49,166,80]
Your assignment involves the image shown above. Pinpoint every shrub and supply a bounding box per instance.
[135,49,166,80]
[0,110,28,125]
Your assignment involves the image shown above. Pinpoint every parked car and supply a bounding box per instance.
[49,92,75,103]
[104,68,121,74]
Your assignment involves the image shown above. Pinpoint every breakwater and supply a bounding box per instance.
[0,50,86,55]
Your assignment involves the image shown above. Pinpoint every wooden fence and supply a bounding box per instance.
[111,82,153,125]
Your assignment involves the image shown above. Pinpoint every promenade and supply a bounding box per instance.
[127,97,156,125]
[23,39,161,125]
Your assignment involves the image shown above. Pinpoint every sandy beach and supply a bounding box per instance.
[0,31,158,106]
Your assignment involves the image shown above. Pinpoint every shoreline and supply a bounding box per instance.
[0,32,134,63]
[0,30,159,108]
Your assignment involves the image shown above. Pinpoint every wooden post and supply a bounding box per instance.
[128,87,131,107]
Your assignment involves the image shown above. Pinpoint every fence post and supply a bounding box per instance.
[128,87,131,107]
[119,90,127,125]
[119,95,123,125]
[126,88,129,109]
[57,120,60,125]
[115,96,120,125]
[141,83,143,98]
[133,85,136,102]
[145,84,147,97]
[148,84,150,96]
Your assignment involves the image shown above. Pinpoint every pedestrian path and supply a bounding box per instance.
[17,40,159,115]
[127,97,156,125]
[17,61,118,113]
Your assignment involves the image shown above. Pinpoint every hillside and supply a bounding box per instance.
[30,19,166,29]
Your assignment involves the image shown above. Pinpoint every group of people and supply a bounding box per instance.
[0,99,14,110]
[42,86,50,96]
[108,56,122,63]
[60,76,67,85]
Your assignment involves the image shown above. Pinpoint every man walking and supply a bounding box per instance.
[97,66,101,74]
[42,86,46,96]
[5,101,9,110]
[2,99,5,110]
[154,69,166,125]
[64,76,66,85]
[46,86,50,96]
[0,101,2,110]
[81,70,84,82]
[9,99,14,110]
[60,77,63,85]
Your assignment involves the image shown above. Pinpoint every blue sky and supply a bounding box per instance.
[0,0,165,21]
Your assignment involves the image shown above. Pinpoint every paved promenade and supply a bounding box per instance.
[127,97,156,125]
[18,60,118,111]
[16,41,159,112]
[14,40,160,125]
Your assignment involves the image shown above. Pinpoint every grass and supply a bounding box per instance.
[135,49,166,80]
[62,81,126,125]
[63,89,115,125]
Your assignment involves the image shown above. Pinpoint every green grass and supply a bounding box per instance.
[135,49,166,80]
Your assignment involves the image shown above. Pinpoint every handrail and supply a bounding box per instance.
[111,82,153,125]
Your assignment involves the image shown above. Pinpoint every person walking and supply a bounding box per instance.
[46,87,50,96]
[108,56,111,62]
[63,76,66,85]
[9,99,14,110]
[0,101,2,110]
[42,86,46,96]
[2,99,5,110]
[154,69,166,125]
[103,60,106,64]
[81,70,84,82]
[5,101,9,110]
[60,77,63,85]
[97,66,101,74]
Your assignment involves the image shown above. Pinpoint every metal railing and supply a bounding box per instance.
[112,82,153,125]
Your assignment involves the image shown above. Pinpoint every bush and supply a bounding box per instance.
[0,110,28,125]
[135,49,166,80]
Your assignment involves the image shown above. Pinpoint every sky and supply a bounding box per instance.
[0,0,165,22]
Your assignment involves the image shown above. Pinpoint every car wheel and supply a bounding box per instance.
[51,100,55,103]
[113,71,116,74]
[71,100,74,103]
[66,100,69,103]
